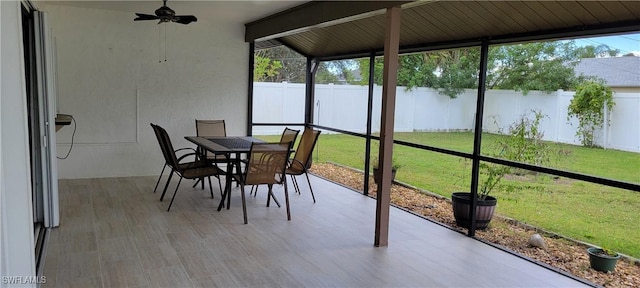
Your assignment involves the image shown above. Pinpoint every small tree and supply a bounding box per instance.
[478,162,510,200]
[567,81,615,147]
[462,111,560,200]
[497,110,551,168]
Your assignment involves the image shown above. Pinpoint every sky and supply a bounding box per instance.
[574,32,640,56]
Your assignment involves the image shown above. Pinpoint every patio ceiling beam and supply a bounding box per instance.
[375,6,401,247]
[245,1,412,45]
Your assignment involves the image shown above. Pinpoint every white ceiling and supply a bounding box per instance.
[36,0,308,25]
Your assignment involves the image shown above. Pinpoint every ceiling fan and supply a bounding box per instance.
[134,0,197,25]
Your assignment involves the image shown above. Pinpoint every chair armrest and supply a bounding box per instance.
[175,147,201,163]
[288,158,305,170]
[175,147,196,153]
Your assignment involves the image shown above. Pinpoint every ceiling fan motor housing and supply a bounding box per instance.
[155,6,175,22]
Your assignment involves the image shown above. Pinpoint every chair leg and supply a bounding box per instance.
[226,179,232,210]
[167,177,183,211]
[266,184,281,208]
[216,176,223,197]
[304,172,316,203]
[240,184,248,224]
[217,178,228,211]
[289,175,296,193]
[201,177,205,190]
[284,179,291,221]
[234,157,242,188]
[153,164,167,193]
[208,176,214,199]
[296,176,303,195]
[192,178,200,188]
[266,185,270,207]
[227,160,238,210]
[160,170,174,202]
[291,175,301,195]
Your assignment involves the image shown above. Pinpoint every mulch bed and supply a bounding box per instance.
[310,163,640,288]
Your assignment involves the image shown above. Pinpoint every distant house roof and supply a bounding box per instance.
[574,56,640,87]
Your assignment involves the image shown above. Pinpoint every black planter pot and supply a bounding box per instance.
[451,192,497,230]
[373,168,397,184]
[587,247,620,272]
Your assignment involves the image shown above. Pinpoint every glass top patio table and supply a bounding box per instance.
[185,136,263,154]
[185,136,264,211]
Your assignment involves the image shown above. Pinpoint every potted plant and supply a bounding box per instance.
[587,247,621,272]
[451,111,559,230]
[372,158,401,185]
[451,162,509,230]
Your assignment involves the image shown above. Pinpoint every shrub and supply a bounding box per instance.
[567,81,615,147]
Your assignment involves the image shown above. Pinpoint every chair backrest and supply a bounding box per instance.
[151,123,171,164]
[244,142,291,185]
[279,127,300,150]
[289,128,321,173]
[196,119,226,137]
[153,124,181,170]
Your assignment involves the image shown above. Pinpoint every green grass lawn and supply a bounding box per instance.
[257,132,640,258]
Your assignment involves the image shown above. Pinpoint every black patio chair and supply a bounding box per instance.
[151,123,224,211]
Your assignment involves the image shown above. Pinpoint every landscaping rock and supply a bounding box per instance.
[528,233,548,250]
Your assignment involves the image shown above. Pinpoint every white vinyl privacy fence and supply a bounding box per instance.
[253,82,640,153]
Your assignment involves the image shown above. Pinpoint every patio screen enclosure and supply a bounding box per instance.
[245,1,640,239]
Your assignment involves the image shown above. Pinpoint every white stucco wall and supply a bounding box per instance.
[1,1,37,286]
[41,4,249,179]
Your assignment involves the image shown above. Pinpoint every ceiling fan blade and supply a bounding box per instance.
[134,13,159,21]
[173,15,197,25]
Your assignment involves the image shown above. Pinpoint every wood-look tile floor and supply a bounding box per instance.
[43,175,590,287]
